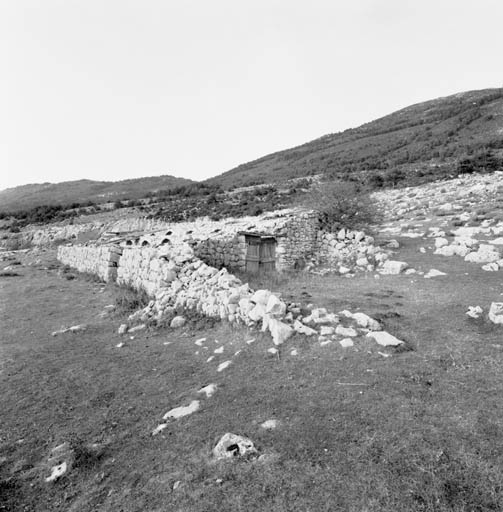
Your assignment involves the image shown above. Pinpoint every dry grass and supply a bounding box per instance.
[2,246,503,511]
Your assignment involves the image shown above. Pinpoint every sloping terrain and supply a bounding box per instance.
[2,172,503,510]
[0,175,194,213]
[207,88,503,189]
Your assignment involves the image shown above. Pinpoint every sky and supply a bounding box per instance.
[1,0,502,191]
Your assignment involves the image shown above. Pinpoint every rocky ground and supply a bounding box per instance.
[2,172,503,511]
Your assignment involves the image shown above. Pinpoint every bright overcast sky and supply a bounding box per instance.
[1,0,502,191]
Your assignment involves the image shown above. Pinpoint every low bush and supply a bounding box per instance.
[114,285,150,314]
[303,180,380,232]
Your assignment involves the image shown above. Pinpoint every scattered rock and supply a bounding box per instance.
[350,312,381,331]
[260,419,279,430]
[162,400,200,420]
[217,360,232,372]
[198,383,217,397]
[117,324,128,335]
[335,325,357,337]
[424,269,447,278]
[339,338,354,348]
[366,331,404,346]
[268,318,293,346]
[466,306,483,319]
[51,324,88,336]
[488,302,503,325]
[381,260,408,275]
[170,316,186,328]
[128,324,146,333]
[45,461,68,483]
[152,423,168,436]
[213,433,257,460]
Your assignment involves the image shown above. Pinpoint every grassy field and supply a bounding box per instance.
[2,240,503,511]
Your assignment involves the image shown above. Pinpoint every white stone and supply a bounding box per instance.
[268,318,293,345]
[151,423,168,436]
[319,325,335,336]
[482,262,499,271]
[381,260,408,274]
[213,433,257,460]
[488,302,503,324]
[435,237,449,248]
[293,320,317,336]
[466,306,483,319]
[45,462,68,483]
[424,269,447,278]
[266,294,286,317]
[251,289,271,306]
[170,316,186,328]
[217,360,232,372]
[118,324,128,335]
[366,331,404,346]
[198,383,217,398]
[260,419,279,430]
[335,325,358,337]
[351,312,381,331]
[339,338,354,348]
[162,400,200,420]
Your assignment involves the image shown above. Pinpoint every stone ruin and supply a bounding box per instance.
[56,208,392,343]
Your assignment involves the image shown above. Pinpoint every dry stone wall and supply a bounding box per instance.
[57,244,123,282]
[316,228,384,272]
[194,235,247,271]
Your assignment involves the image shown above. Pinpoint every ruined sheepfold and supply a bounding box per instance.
[58,241,296,344]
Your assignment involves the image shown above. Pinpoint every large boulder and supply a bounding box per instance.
[268,318,293,345]
[213,433,257,460]
[488,302,503,325]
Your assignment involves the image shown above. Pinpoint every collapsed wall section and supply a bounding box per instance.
[57,244,123,282]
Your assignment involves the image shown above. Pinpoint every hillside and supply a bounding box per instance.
[207,88,503,189]
[0,175,194,212]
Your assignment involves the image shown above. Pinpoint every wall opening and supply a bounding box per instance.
[242,232,277,273]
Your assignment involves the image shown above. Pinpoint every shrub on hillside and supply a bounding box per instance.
[303,181,379,232]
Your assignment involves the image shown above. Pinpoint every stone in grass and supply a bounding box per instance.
[45,462,68,483]
[351,312,381,331]
[339,338,354,348]
[213,433,257,460]
[217,360,232,372]
[162,400,200,421]
[482,262,499,272]
[45,442,74,483]
[466,306,483,319]
[366,331,404,346]
[488,303,503,325]
[319,325,335,336]
[198,383,217,398]
[293,320,317,336]
[128,324,146,333]
[268,318,293,346]
[381,260,408,275]
[170,316,186,329]
[260,419,279,430]
[424,269,447,279]
[335,325,358,337]
[117,324,128,335]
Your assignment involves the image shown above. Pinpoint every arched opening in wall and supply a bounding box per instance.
[141,240,150,247]
[165,230,172,236]
[240,232,277,273]
[161,238,170,245]
[126,240,133,246]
